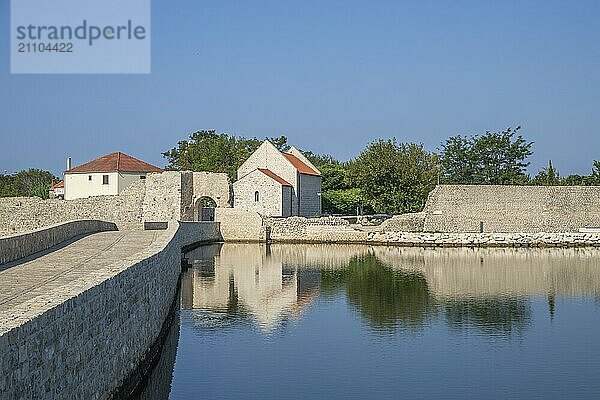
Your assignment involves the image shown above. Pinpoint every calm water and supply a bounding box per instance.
[139,244,600,399]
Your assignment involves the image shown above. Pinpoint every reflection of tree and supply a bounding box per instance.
[322,255,437,331]
[444,297,531,334]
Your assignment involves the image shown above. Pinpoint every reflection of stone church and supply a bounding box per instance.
[181,244,321,330]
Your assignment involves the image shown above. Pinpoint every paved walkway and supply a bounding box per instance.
[0,231,160,312]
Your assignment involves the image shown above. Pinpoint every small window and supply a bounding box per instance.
[88,175,92,181]
[254,191,259,202]
[102,175,109,185]
[140,175,146,180]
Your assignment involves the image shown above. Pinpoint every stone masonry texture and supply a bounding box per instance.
[0,221,221,400]
[0,220,117,264]
[422,185,600,233]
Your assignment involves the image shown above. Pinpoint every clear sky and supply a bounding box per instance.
[1,0,599,176]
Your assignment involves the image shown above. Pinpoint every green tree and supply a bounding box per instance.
[162,130,288,180]
[0,169,58,199]
[440,127,533,184]
[321,188,367,215]
[347,139,439,214]
[560,174,589,186]
[303,152,369,214]
[532,160,560,185]
[589,160,600,185]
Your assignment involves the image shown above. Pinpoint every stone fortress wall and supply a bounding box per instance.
[0,171,231,237]
[421,185,600,233]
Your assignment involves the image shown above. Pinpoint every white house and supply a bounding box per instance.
[48,181,64,199]
[64,152,163,200]
[233,140,322,217]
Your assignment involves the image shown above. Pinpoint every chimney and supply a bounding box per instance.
[66,157,72,171]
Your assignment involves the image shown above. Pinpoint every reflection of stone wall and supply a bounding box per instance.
[423,185,600,233]
[182,242,307,330]
[268,244,600,298]
[136,312,180,400]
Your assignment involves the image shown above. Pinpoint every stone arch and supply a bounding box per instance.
[194,196,217,221]
[191,172,231,208]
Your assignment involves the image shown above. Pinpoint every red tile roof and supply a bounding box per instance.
[281,153,320,176]
[258,168,292,186]
[50,181,64,189]
[65,152,163,174]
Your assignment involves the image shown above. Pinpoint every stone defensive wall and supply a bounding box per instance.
[0,171,231,237]
[0,221,221,399]
[0,220,117,265]
[421,185,600,233]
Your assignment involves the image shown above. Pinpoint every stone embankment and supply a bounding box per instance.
[366,231,600,247]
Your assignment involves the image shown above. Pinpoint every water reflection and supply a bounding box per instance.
[182,244,320,331]
[322,255,437,331]
[181,244,600,335]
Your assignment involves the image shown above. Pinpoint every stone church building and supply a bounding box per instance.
[233,140,322,217]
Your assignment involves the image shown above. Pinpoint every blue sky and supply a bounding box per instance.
[1,0,599,176]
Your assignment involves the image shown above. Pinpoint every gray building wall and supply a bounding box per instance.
[0,180,147,236]
[297,173,322,217]
[282,185,293,217]
[0,171,231,237]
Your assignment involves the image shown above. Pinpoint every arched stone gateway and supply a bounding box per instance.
[192,172,231,208]
[195,196,217,221]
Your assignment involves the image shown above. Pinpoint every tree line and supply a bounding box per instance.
[0,169,59,199]
[163,128,600,215]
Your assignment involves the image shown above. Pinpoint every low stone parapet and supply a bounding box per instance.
[367,231,600,247]
[0,219,117,264]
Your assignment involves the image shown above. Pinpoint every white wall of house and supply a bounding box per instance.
[65,172,146,200]
[233,169,285,216]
